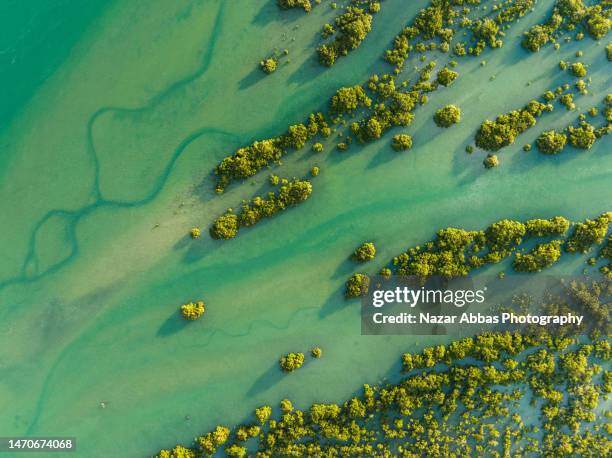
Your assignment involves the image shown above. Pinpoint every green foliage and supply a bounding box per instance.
[370,212,611,294]
[513,240,563,272]
[383,0,530,70]
[568,123,597,149]
[280,352,305,372]
[536,130,567,154]
[156,445,196,458]
[486,219,526,251]
[214,113,327,191]
[599,236,612,261]
[522,23,556,51]
[255,406,272,425]
[585,5,610,39]
[366,117,383,139]
[436,67,458,86]
[525,217,570,237]
[570,62,587,77]
[392,227,485,278]
[348,84,418,143]
[560,93,575,110]
[379,267,392,278]
[225,445,246,457]
[523,0,609,52]
[212,179,313,240]
[260,57,278,74]
[215,139,284,191]
[330,85,372,115]
[563,279,610,334]
[235,425,260,442]
[353,242,376,262]
[600,236,612,277]
[472,18,501,48]
[346,273,370,298]
[196,426,230,456]
[318,7,373,66]
[391,134,413,151]
[190,227,201,239]
[180,301,205,320]
[280,399,294,413]
[566,212,611,253]
[210,213,239,240]
[285,123,310,149]
[159,307,612,458]
[475,103,543,151]
[278,0,311,13]
[434,104,461,127]
[414,5,444,39]
[311,347,322,358]
[483,154,499,169]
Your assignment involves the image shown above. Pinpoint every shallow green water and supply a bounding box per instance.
[0,0,610,456]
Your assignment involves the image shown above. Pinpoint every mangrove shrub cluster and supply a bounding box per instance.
[483,153,499,168]
[211,0,544,194]
[345,213,610,295]
[537,130,567,154]
[212,0,545,194]
[385,0,535,71]
[260,57,278,74]
[156,326,611,457]
[475,100,549,151]
[513,240,564,272]
[210,179,313,239]
[353,241,376,262]
[566,212,612,254]
[391,134,413,151]
[279,352,305,372]
[345,272,370,298]
[190,227,202,239]
[522,0,611,52]
[278,0,312,13]
[180,301,205,321]
[214,114,328,192]
[318,6,375,66]
[536,94,611,155]
[434,104,461,127]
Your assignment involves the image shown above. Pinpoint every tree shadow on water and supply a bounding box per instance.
[331,254,355,280]
[367,143,398,170]
[286,53,325,86]
[157,311,190,337]
[318,285,350,319]
[173,234,192,250]
[253,0,302,25]
[239,65,267,91]
[182,237,224,264]
[247,362,285,397]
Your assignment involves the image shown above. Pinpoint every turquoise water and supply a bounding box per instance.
[0,1,610,456]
